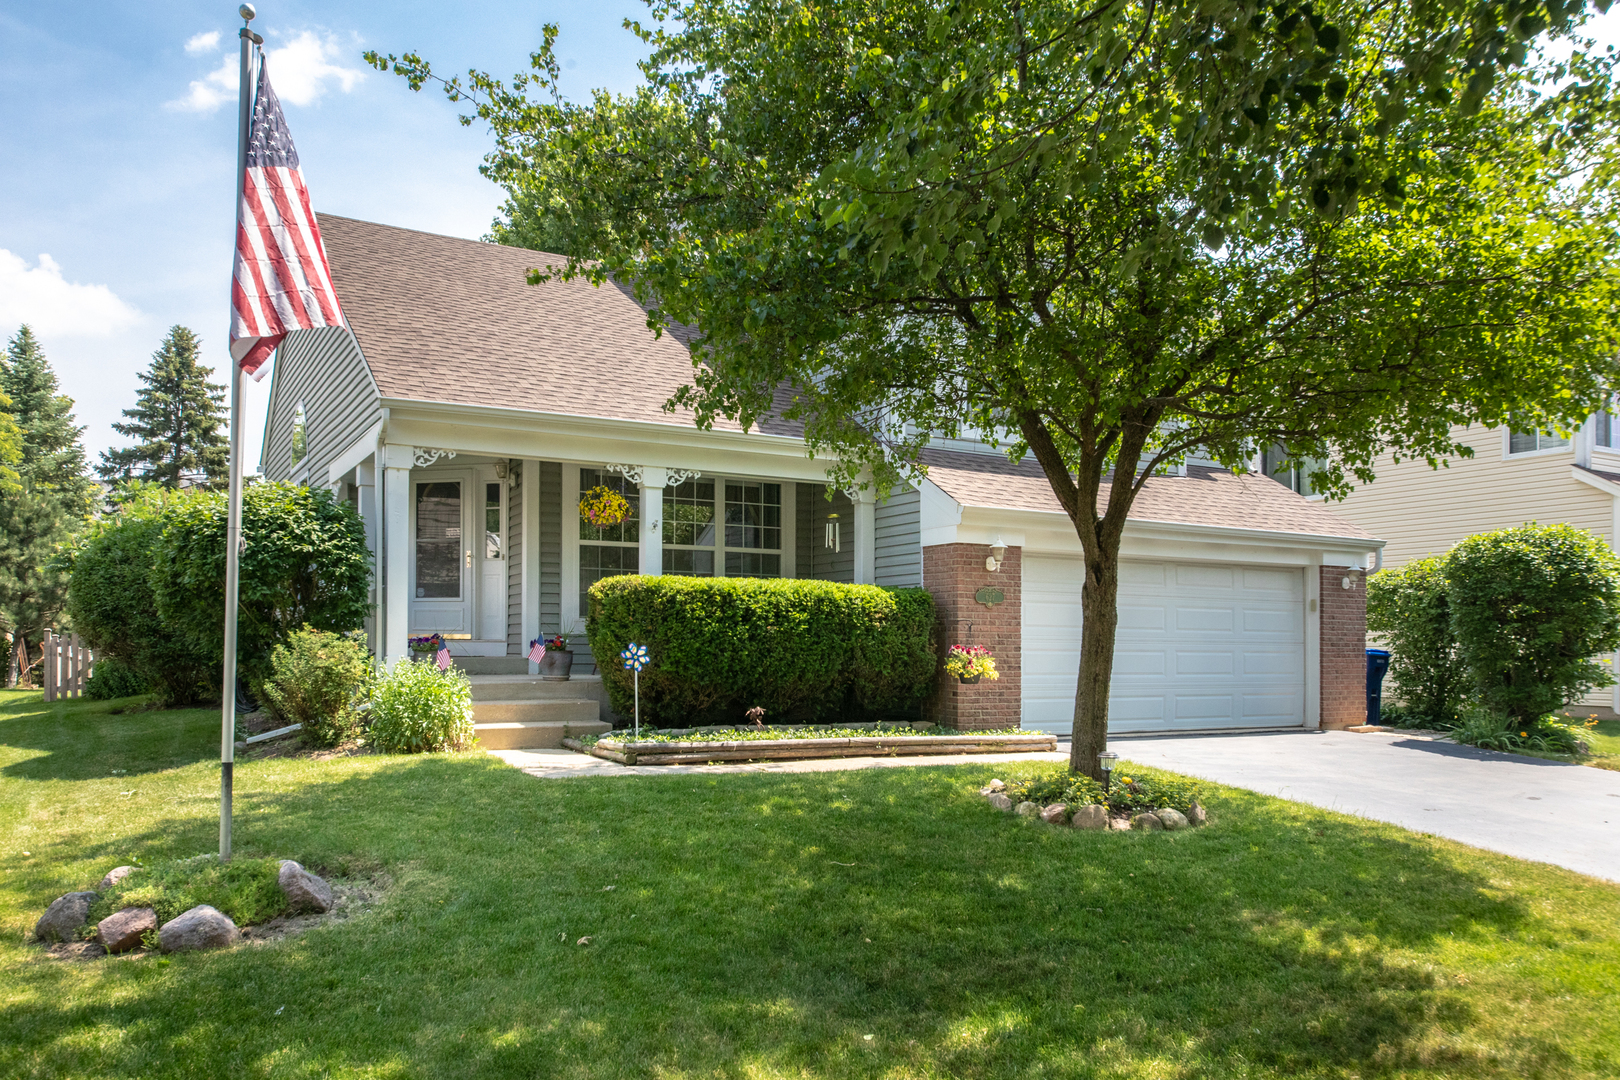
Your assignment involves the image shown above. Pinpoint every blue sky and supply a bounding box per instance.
[3,3,1619,474]
[0,1,655,472]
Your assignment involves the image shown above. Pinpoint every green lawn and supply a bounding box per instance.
[2,690,1618,1079]
[1584,717,1620,770]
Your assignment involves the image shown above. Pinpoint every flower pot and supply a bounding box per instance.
[958,673,981,685]
[409,649,436,665]
[538,649,574,681]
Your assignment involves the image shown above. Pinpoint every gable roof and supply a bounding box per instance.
[318,213,789,433]
[920,448,1380,541]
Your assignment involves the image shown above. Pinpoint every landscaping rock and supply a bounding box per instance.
[158,905,239,953]
[981,779,1006,795]
[988,793,1013,811]
[34,892,97,943]
[96,907,157,953]
[278,861,333,914]
[1155,808,1190,831]
[1039,804,1069,824]
[98,866,136,892]
[1109,816,1133,831]
[1014,801,1040,817]
[1188,801,1208,826]
[1070,805,1109,830]
[1131,812,1165,831]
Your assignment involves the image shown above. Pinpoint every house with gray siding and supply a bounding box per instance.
[264,214,1382,736]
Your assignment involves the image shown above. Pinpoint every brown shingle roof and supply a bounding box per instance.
[920,448,1380,541]
[320,214,800,433]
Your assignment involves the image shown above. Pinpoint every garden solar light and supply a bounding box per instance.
[1098,750,1119,792]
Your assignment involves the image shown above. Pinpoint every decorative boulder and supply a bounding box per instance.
[1039,804,1069,824]
[34,891,98,943]
[980,779,1006,795]
[1109,816,1133,831]
[988,793,1013,811]
[98,866,136,892]
[278,860,334,914]
[1070,805,1109,830]
[1188,801,1208,826]
[1155,808,1190,831]
[158,905,239,953]
[1014,801,1040,817]
[1130,812,1165,831]
[96,907,157,953]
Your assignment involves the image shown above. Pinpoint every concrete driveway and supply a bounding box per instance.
[1112,729,1620,882]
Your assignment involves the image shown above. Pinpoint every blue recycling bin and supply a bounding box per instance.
[1366,649,1391,725]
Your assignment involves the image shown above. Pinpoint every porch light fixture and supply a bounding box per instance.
[494,461,509,479]
[986,539,1007,572]
[1097,750,1119,793]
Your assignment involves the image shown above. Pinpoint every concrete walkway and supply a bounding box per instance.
[1115,729,1620,882]
[490,729,1620,883]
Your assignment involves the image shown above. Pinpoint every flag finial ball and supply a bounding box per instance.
[240,4,256,21]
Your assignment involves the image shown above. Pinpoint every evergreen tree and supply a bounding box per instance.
[97,325,228,489]
[0,326,90,683]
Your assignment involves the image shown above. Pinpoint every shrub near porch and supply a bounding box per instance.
[586,576,935,726]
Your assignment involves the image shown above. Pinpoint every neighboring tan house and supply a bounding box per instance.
[1330,419,1620,714]
[261,214,1384,736]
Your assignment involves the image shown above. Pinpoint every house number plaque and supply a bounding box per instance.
[974,587,1005,607]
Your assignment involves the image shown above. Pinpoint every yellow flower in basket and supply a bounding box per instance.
[579,485,632,528]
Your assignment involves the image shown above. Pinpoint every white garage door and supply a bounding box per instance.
[1022,555,1305,734]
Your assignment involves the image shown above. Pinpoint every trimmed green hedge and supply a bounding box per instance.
[586,576,935,726]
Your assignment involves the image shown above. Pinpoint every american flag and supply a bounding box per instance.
[229,57,344,379]
[436,645,452,672]
[527,639,546,664]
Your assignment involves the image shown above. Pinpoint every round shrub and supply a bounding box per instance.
[84,656,151,701]
[1446,522,1620,723]
[585,576,935,726]
[1366,556,1463,727]
[259,627,373,747]
[368,660,475,753]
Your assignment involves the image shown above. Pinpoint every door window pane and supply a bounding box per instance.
[579,468,639,542]
[580,544,639,614]
[415,481,461,599]
[485,482,503,559]
[724,482,781,550]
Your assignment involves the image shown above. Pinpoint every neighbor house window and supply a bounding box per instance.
[290,404,307,468]
[1508,431,1569,454]
[1261,444,1318,497]
[578,468,639,614]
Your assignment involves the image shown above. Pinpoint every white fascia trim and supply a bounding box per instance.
[1572,464,1620,497]
[935,502,1385,554]
[379,398,848,483]
[328,420,384,487]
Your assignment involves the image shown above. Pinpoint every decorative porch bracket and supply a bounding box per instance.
[412,447,458,467]
[604,463,703,488]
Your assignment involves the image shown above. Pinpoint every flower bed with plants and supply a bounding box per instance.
[565,723,1055,765]
[978,765,1209,831]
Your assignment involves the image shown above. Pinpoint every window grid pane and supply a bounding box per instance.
[724,482,781,551]
[725,551,781,578]
[580,544,639,615]
[578,468,639,543]
[663,479,716,546]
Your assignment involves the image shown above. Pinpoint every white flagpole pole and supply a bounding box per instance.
[222,3,260,863]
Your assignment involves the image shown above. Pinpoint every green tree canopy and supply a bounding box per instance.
[0,326,91,679]
[97,325,228,490]
[373,0,1620,775]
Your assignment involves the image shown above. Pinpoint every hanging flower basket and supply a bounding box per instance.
[944,645,999,684]
[579,486,632,528]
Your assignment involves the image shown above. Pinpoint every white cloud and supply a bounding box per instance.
[168,53,236,113]
[185,30,221,55]
[264,31,366,107]
[0,251,143,339]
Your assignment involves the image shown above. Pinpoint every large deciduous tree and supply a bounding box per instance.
[97,325,228,490]
[374,0,1620,776]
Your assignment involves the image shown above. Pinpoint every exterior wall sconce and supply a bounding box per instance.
[494,461,509,479]
[986,539,1007,572]
[825,513,841,553]
[1342,575,1355,590]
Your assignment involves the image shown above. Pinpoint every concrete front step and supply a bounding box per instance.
[473,698,599,723]
[468,674,605,702]
[475,719,611,749]
[451,656,530,675]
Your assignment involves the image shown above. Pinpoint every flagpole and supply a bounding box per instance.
[222,2,261,863]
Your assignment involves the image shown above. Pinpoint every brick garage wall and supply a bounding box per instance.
[1320,565,1367,729]
[923,544,1021,730]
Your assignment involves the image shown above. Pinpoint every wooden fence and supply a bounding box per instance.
[42,630,94,702]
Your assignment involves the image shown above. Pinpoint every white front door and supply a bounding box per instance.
[476,472,507,641]
[410,470,473,634]
[1021,555,1306,734]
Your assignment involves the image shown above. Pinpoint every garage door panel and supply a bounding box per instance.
[1022,554,1304,734]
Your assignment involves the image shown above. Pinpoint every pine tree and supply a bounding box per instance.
[0,326,91,684]
[97,325,228,489]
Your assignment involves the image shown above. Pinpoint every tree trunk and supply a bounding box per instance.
[1069,536,1122,780]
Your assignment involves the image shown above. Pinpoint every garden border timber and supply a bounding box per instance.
[566,731,1056,765]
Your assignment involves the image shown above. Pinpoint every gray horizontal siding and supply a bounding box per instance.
[261,326,380,483]
[797,484,855,583]
[874,485,921,587]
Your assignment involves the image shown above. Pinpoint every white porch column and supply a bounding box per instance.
[382,444,414,668]
[851,488,876,585]
[521,458,541,673]
[355,459,379,655]
[639,466,668,576]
